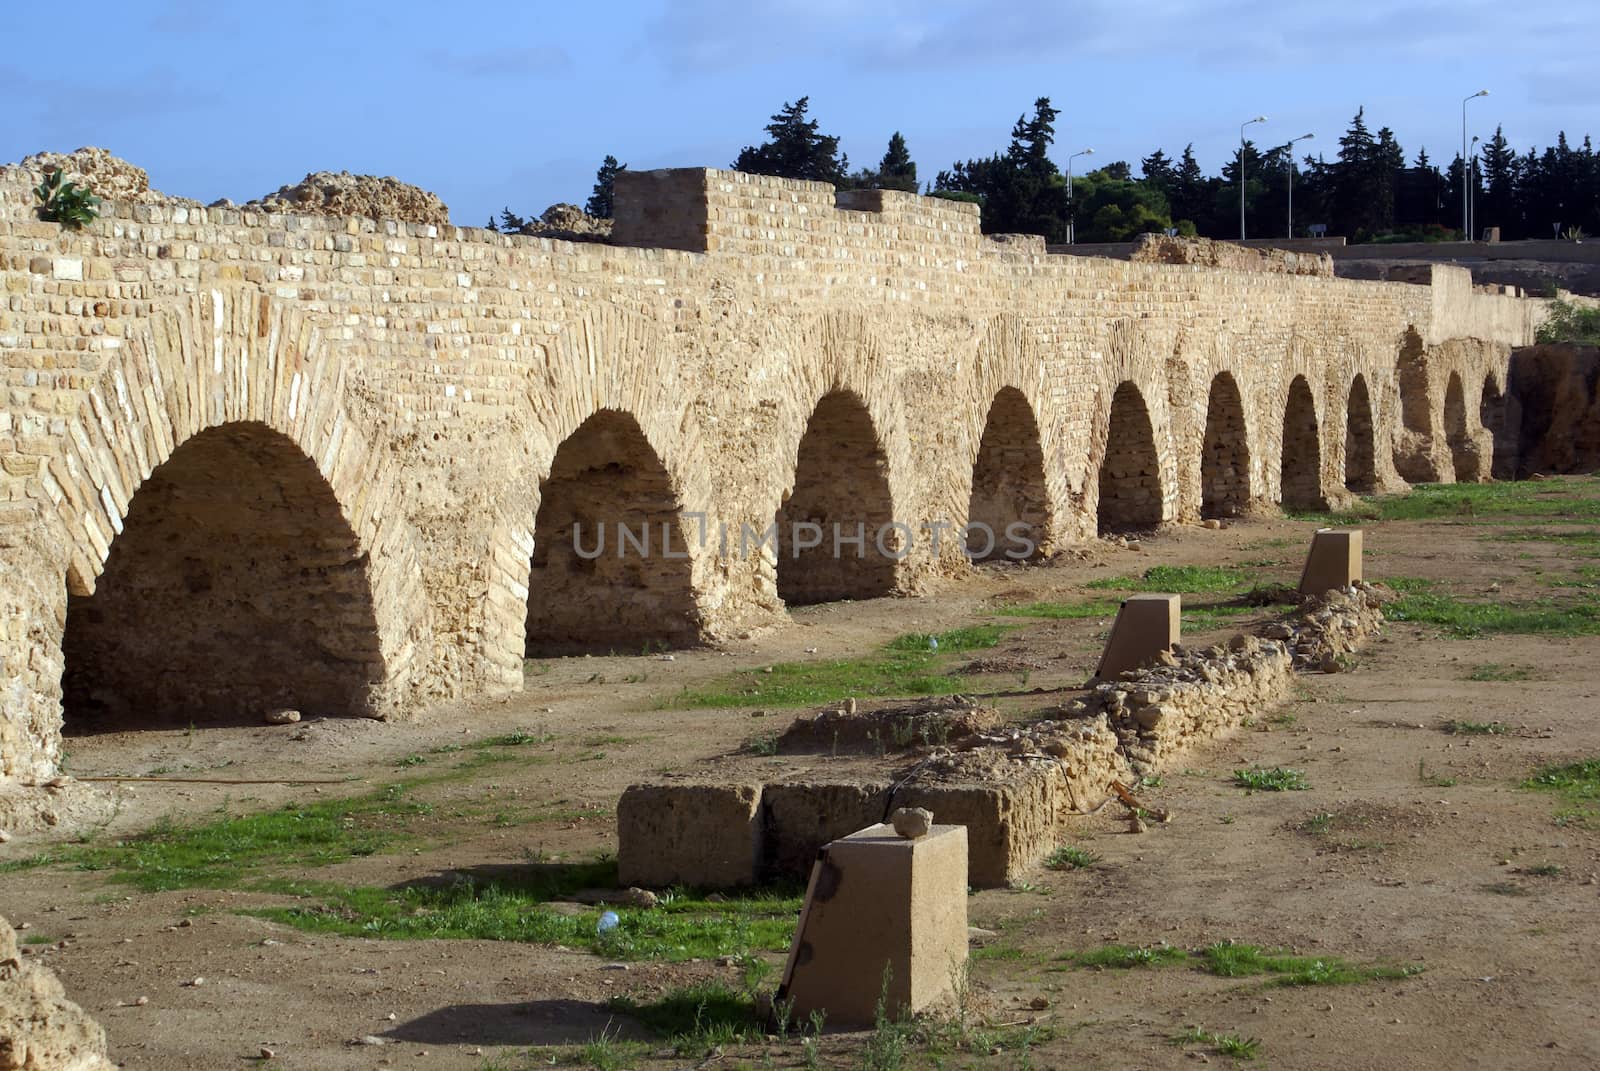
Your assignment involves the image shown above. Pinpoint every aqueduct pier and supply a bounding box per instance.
[0,165,1541,788]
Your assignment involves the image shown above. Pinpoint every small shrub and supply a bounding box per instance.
[33,170,100,230]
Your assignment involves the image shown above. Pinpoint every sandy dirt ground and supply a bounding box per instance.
[4,493,1599,1070]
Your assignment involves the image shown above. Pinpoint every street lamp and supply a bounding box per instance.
[1240,116,1267,240]
[1067,148,1094,244]
[1470,134,1481,242]
[1462,89,1488,240]
[1283,132,1314,239]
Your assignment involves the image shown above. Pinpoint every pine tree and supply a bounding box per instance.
[1140,149,1175,190]
[585,155,627,219]
[876,132,918,193]
[1169,144,1209,229]
[498,207,528,233]
[733,97,849,185]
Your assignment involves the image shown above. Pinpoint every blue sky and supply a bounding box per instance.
[5,1,1596,224]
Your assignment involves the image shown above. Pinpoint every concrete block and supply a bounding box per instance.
[616,782,762,889]
[777,823,968,1026]
[762,780,893,880]
[890,764,1061,887]
[1095,593,1180,679]
[1299,528,1362,595]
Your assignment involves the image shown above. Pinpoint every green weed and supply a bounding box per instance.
[1522,758,1600,826]
[1044,845,1100,871]
[1232,767,1310,792]
[996,599,1119,620]
[1445,719,1509,735]
[1466,663,1537,682]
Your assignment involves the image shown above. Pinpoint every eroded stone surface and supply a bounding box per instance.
[0,915,115,1071]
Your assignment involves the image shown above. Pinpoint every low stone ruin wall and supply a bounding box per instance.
[0,914,114,1071]
[617,583,1395,888]
[1129,234,1335,277]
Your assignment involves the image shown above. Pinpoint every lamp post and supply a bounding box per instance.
[1470,134,1481,241]
[1240,116,1267,240]
[1067,148,1094,244]
[1462,89,1488,240]
[1284,132,1314,239]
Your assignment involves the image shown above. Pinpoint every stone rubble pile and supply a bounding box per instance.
[4,147,189,206]
[508,203,614,242]
[0,914,115,1071]
[243,171,450,227]
[777,695,1002,754]
[1130,233,1334,277]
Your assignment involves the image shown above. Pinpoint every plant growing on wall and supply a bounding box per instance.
[33,170,100,230]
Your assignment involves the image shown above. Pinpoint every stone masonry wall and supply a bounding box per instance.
[0,161,1543,789]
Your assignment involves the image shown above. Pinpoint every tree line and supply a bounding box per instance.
[527,96,1600,246]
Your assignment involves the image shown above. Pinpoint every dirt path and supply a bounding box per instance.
[5,488,1600,1069]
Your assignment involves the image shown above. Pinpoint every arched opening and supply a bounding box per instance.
[776,391,897,604]
[1200,373,1250,518]
[525,410,701,655]
[1097,381,1163,533]
[1280,376,1325,510]
[1480,373,1511,479]
[1344,375,1378,493]
[61,422,384,729]
[1445,372,1480,482]
[967,387,1050,561]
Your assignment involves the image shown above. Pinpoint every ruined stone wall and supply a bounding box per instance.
[0,163,1542,790]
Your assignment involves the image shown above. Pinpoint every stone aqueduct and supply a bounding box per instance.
[0,164,1541,788]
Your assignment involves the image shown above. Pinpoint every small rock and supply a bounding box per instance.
[259,1047,276,1060]
[264,709,301,726]
[182,977,205,987]
[967,926,1000,943]
[354,1035,387,1047]
[1126,540,1143,552]
[891,807,933,839]
[1201,519,1223,530]
[0,829,11,843]
[135,996,148,1006]
[845,698,858,715]
[1029,996,1050,1010]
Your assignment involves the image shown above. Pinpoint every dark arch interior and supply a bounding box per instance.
[1280,376,1325,510]
[525,410,701,655]
[1393,342,1441,482]
[1098,381,1163,533]
[62,422,384,730]
[1200,373,1250,519]
[967,387,1050,560]
[1481,374,1513,479]
[1444,372,1481,482]
[776,391,897,604]
[1344,375,1378,493]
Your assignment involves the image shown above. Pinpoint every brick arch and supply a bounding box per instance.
[1344,374,1379,493]
[1200,371,1252,519]
[485,305,726,678]
[1393,329,1442,482]
[967,386,1051,561]
[1098,381,1165,533]
[43,294,433,724]
[777,389,899,603]
[1089,319,1179,532]
[959,316,1070,555]
[764,312,914,601]
[1280,375,1327,510]
[524,409,704,654]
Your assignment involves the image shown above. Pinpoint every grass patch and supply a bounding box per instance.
[1197,940,1420,986]
[1389,589,1600,637]
[1087,565,1246,594]
[1182,602,1259,633]
[1059,944,1189,969]
[666,626,1007,709]
[16,784,431,892]
[1466,663,1537,682]
[1522,758,1600,826]
[1044,845,1100,870]
[1232,767,1310,792]
[997,599,1119,620]
[1445,719,1509,735]
[608,979,764,1057]
[1174,1026,1262,1060]
[1057,941,1418,988]
[252,867,802,962]
[1297,479,1600,527]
